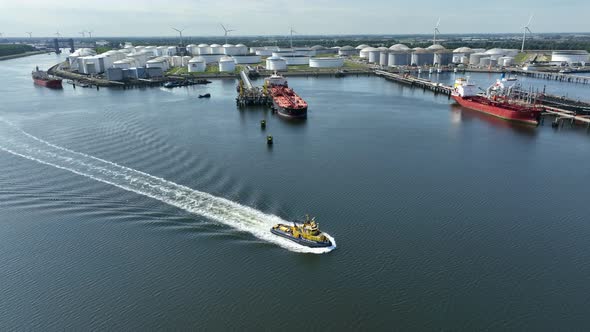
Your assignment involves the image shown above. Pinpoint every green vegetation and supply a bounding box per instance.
[95,46,113,54]
[343,60,369,69]
[0,44,36,57]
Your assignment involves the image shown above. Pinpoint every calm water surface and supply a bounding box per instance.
[1,53,590,330]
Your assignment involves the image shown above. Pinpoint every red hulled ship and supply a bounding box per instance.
[265,73,308,119]
[32,66,63,89]
[451,75,542,125]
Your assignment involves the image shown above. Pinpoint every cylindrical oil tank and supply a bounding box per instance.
[388,51,410,66]
[489,58,498,67]
[209,44,223,54]
[188,57,206,72]
[411,51,434,66]
[368,50,381,63]
[146,57,169,71]
[379,51,389,66]
[309,57,344,68]
[167,46,177,56]
[469,53,486,65]
[266,56,287,71]
[479,57,491,66]
[433,51,453,66]
[198,54,224,63]
[156,46,167,56]
[360,47,374,59]
[232,55,262,64]
[460,56,469,65]
[235,44,248,55]
[223,44,239,55]
[282,55,310,65]
[256,49,273,56]
[218,56,236,72]
[197,44,209,55]
[182,56,191,66]
[172,55,183,67]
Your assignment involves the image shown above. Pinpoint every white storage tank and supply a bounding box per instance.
[388,51,411,67]
[411,49,435,66]
[338,45,357,56]
[182,56,191,66]
[235,44,248,55]
[500,57,515,67]
[188,57,206,72]
[309,57,344,68]
[379,51,389,66]
[209,44,223,54]
[172,55,183,67]
[198,54,224,63]
[232,55,262,64]
[256,49,273,56]
[186,44,197,55]
[479,57,492,66]
[146,57,170,71]
[219,56,236,72]
[434,51,453,66]
[167,46,177,56]
[294,48,316,56]
[156,46,167,56]
[551,50,589,64]
[368,49,381,63]
[223,44,238,55]
[197,44,210,55]
[266,55,287,71]
[282,55,310,65]
[360,47,374,59]
[469,53,486,65]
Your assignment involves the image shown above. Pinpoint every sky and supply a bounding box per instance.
[0,0,588,37]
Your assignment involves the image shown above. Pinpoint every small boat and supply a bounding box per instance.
[271,215,332,248]
[198,93,211,98]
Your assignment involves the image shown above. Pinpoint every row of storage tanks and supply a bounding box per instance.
[354,44,520,67]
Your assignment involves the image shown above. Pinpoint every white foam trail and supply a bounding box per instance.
[0,121,336,254]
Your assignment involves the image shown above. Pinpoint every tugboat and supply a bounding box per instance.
[271,215,332,248]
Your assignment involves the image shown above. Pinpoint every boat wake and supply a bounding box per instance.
[0,120,336,254]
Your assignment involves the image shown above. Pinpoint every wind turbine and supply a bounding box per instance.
[433,18,441,45]
[87,30,93,39]
[79,31,86,38]
[220,24,235,44]
[521,15,534,52]
[289,27,297,48]
[171,27,185,46]
[26,32,33,38]
[55,31,61,38]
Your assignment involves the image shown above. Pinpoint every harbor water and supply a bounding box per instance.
[1,53,590,330]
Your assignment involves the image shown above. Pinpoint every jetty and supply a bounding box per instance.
[374,70,452,96]
[236,70,270,107]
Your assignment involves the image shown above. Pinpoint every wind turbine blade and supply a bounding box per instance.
[436,17,441,27]
[526,14,534,26]
[220,23,227,32]
[526,27,533,34]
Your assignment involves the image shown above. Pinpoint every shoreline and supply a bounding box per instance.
[0,51,49,61]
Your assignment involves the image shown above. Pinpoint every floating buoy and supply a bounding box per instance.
[261,120,266,129]
[266,135,273,145]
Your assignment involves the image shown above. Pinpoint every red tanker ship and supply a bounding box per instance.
[265,73,308,119]
[32,66,63,89]
[451,75,542,125]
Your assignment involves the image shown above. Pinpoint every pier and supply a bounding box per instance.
[512,69,590,85]
[374,70,452,96]
[236,70,270,107]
